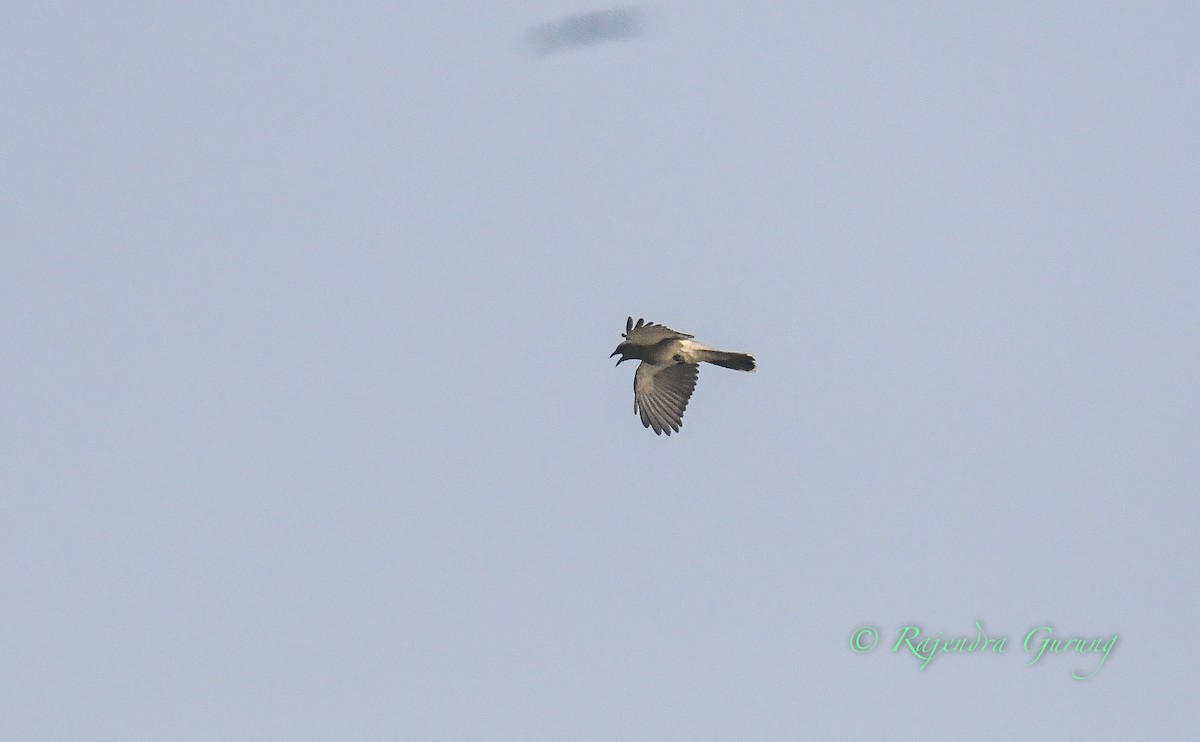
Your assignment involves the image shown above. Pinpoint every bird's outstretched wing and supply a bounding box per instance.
[623,316,693,345]
[634,362,699,436]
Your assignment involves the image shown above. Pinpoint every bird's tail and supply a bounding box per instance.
[696,350,756,372]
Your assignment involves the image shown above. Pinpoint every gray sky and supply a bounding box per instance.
[3,2,1197,739]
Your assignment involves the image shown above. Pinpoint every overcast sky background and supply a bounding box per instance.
[3,2,1198,739]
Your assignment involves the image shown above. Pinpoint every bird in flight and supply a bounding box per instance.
[611,316,756,435]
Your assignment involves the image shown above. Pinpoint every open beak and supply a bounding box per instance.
[610,349,625,365]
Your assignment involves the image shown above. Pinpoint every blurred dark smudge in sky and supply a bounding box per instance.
[528,7,644,55]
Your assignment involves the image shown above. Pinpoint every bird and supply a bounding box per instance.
[611,316,756,435]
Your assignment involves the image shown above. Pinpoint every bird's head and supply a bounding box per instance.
[610,341,633,366]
